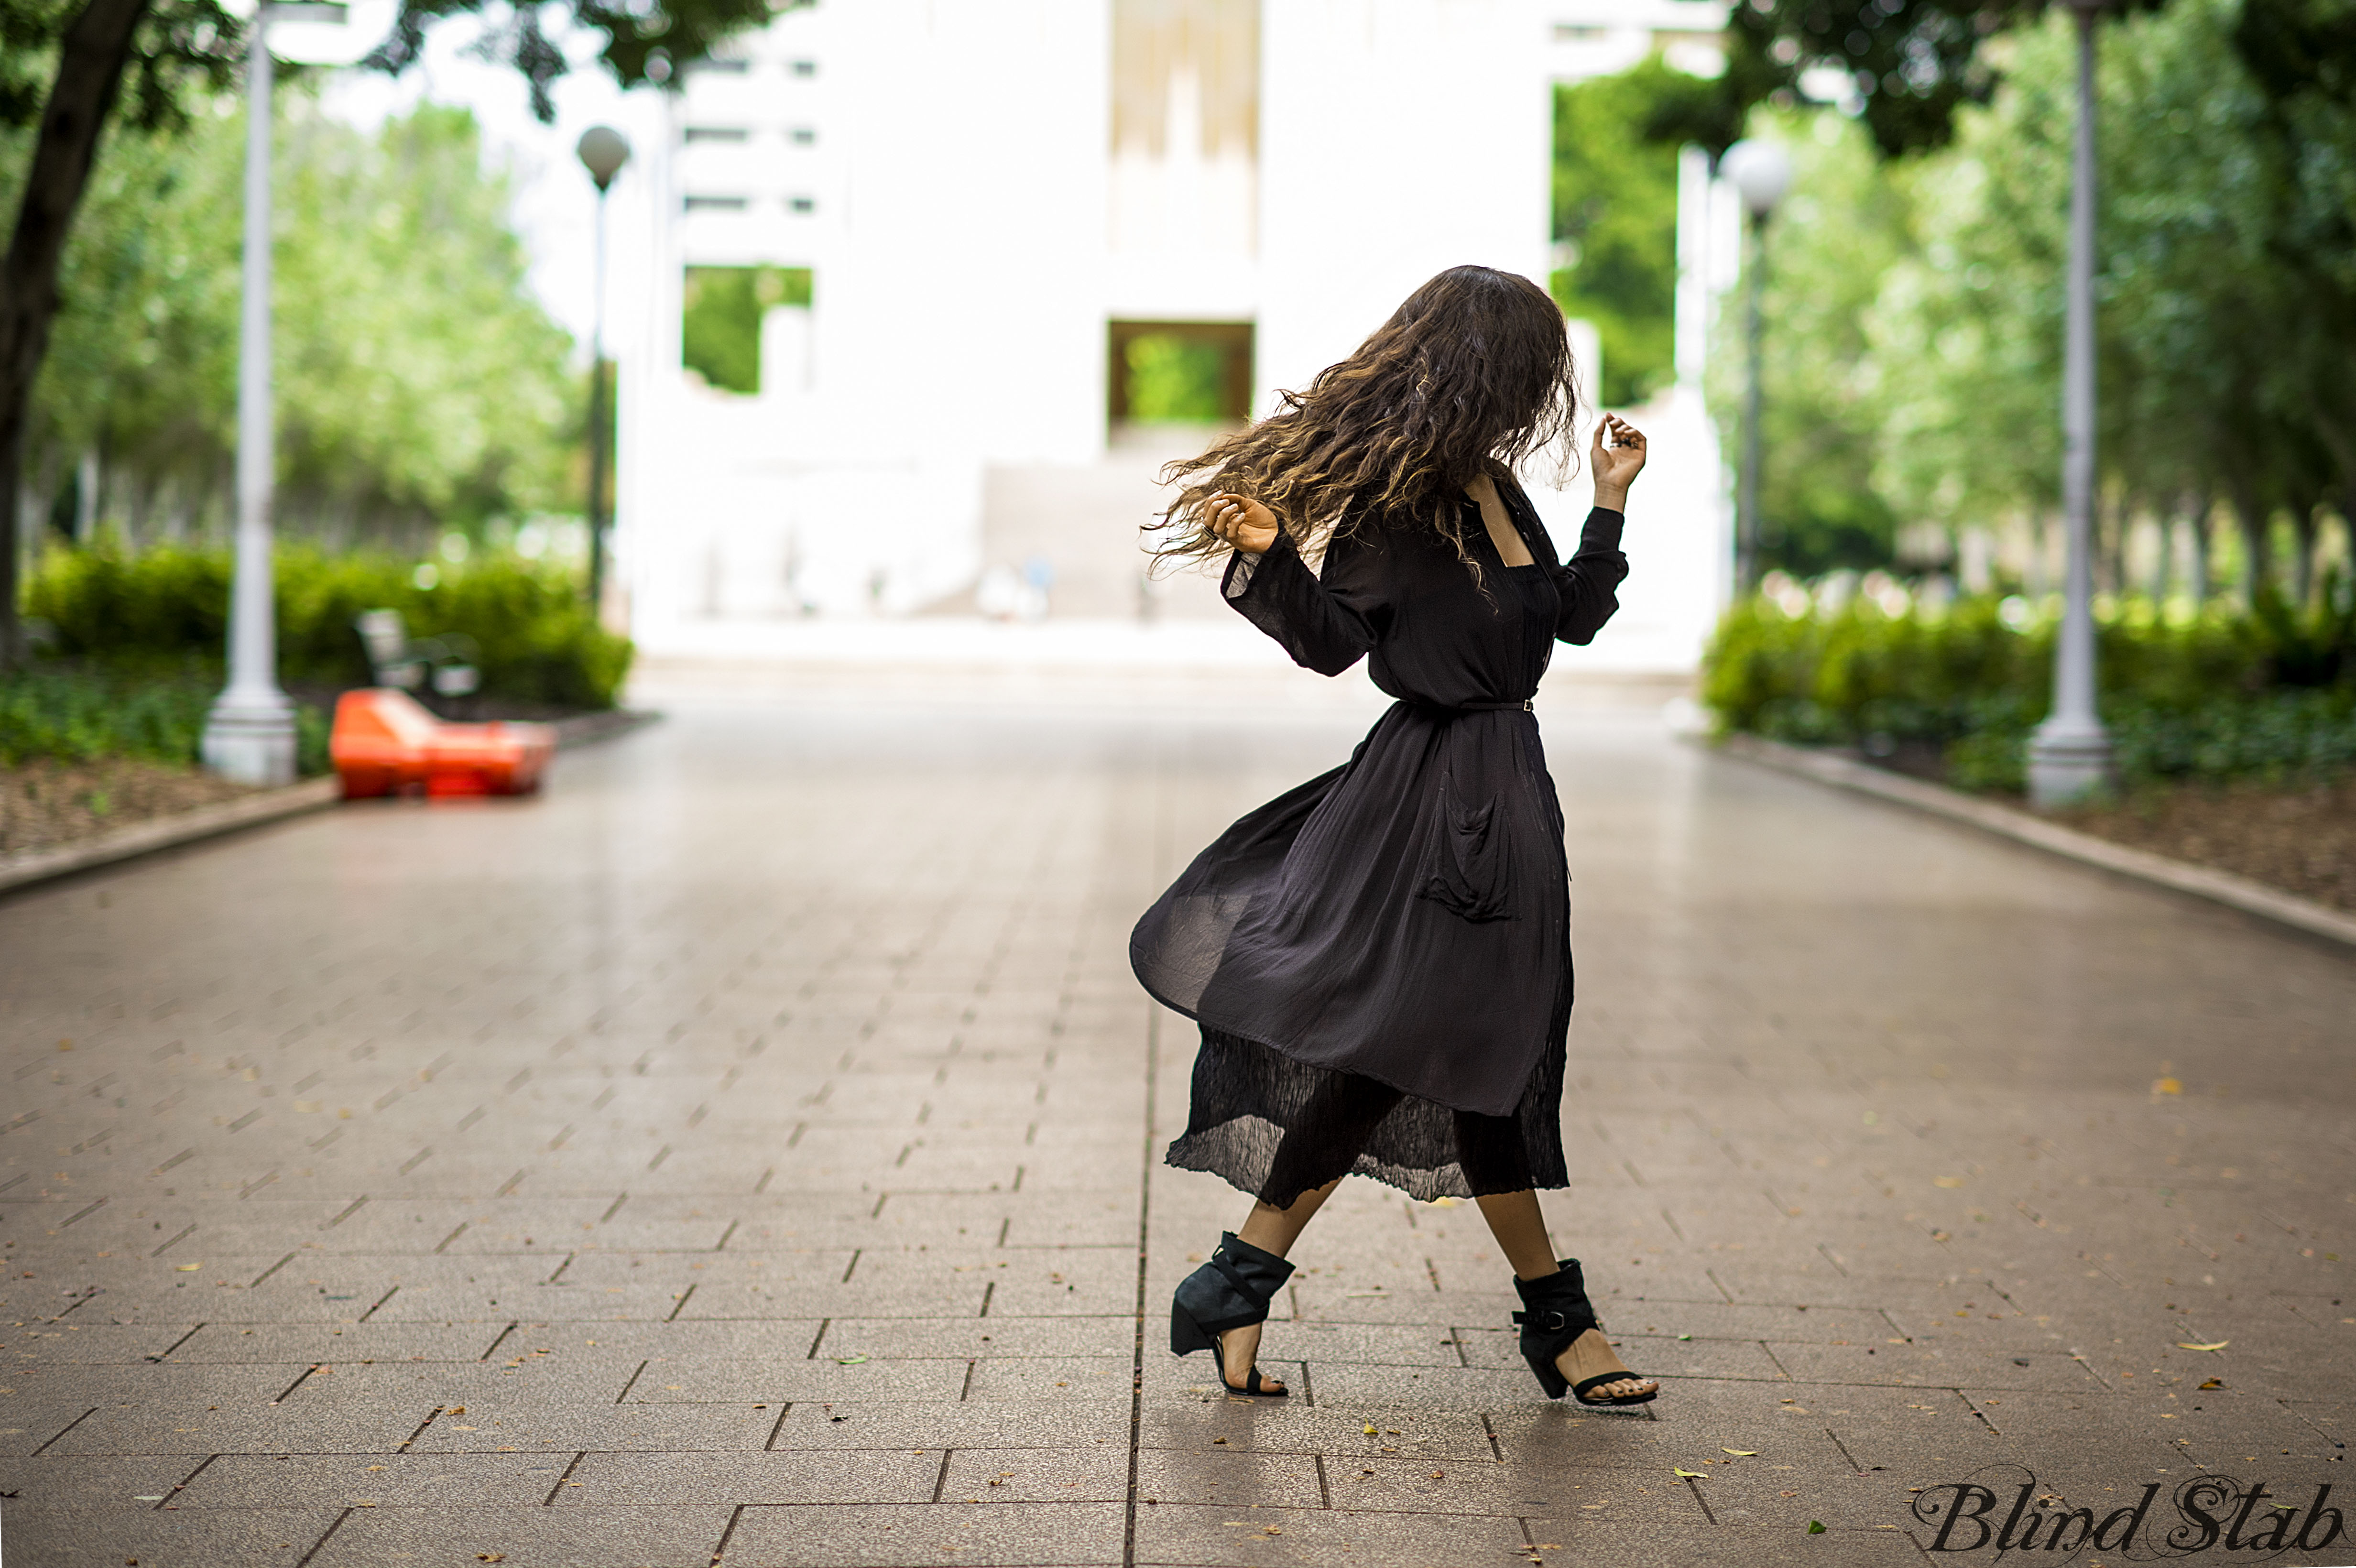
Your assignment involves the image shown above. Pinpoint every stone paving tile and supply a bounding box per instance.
[0,1505,340,1567]
[1136,1401,1498,1461]
[762,1399,1132,1452]
[814,1315,1131,1360]
[1130,1448,1324,1509]
[400,1401,780,1452]
[561,1448,940,1504]
[0,1451,209,1506]
[721,1501,1126,1566]
[6,1360,298,1406]
[2,1319,188,1363]
[943,1445,1136,1503]
[39,1397,435,1454]
[162,1319,507,1363]
[173,1450,563,1506]
[305,1503,733,1568]
[624,1354,969,1403]
[1132,1502,1538,1566]
[1767,1340,2102,1393]
[1511,1522,1931,1568]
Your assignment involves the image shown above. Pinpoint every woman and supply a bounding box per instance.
[1131,265,1657,1408]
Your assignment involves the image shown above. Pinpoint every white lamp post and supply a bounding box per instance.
[201,0,345,786]
[2028,0,2114,806]
[576,126,630,615]
[1722,138,1793,595]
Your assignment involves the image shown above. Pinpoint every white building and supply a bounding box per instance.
[617,0,1737,673]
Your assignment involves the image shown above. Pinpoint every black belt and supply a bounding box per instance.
[1407,698,1534,714]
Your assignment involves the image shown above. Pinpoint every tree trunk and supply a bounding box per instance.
[2225,472,2270,606]
[0,0,153,664]
[2187,490,2212,605]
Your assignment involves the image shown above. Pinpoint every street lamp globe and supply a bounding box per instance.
[577,126,631,191]
[1722,138,1795,217]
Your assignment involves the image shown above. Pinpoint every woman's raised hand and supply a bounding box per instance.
[1205,492,1281,556]
[1589,414,1648,510]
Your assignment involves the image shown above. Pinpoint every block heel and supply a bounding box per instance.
[1513,1258,1658,1407]
[1169,1231,1295,1398]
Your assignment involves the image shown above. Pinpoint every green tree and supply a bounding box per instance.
[1715,111,1920,575]
[1552,57,1691,408]
[0,0,769,662]
[1869,0,2356,599]
[19,99,580,554]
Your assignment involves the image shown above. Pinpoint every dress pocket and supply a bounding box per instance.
[1413,773,1516,923]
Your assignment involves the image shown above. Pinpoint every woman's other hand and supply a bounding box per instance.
[1590,414,1647,511]
[1205,493,1281,556]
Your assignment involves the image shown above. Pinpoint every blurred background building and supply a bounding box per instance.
[619,0,1735,675]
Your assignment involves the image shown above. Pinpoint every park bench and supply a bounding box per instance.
[353,608,481,698]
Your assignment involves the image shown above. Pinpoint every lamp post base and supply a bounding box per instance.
[202,695,298,787]
[2028,717,2113,808]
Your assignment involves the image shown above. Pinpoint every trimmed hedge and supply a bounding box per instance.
[0,664,332,775]
[26,546,632,708]
[1702,588,2356,793]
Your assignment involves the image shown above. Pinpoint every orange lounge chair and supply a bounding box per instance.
[330,688,557,799]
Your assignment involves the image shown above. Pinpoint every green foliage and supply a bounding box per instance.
[1864,0,2356,584]
[1660,0,2166,163]
[680,265,812,395]
[1712,111,1917,576]
[1551,58,1686,408]
[1123,332,1227,423]
[1703,586,2356,791]
[367,0,773,125]
[26,546,633,708]
[0,0,242,137]
[0,663,330,775]
[17,99,581,546]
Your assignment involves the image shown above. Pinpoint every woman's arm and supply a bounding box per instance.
[1555,415,1647,646]
[1553,508,1628,645]
[1208,493,1384,676]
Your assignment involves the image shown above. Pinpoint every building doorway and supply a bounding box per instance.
[1107,320,1254,431]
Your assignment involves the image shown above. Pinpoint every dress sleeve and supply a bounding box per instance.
[1221,526,1387,676]
[1552,507,1629,646]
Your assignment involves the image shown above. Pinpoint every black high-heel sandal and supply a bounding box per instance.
[1513,1258,1658,1407]
[1170,1231,1294,1398]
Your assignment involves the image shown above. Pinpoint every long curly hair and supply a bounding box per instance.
[1149,265,1582,574]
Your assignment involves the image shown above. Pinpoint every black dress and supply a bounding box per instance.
[1131,478,1628,1206]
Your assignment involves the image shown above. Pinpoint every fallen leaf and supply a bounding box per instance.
[2199,1378,2223,1390]
[1429,1470,1445,1480]
[2153,1077,2183,1095]
[1723,1449,1757,1456]
[445,1406,465,1416]
[835,1353,868,1365]
[1678,1334,1693,1341]
[1363,1424,1378,1435]
[1808,1521,1827,1535]
[175,1264,201,1273]
[1934,1177,1964,1188]
[477,1556,505,1564]
[1674,1468,1709,1479]
[2178,1341,2229,1352]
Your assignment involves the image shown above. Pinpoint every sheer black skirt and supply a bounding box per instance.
[1166,1026,1571,1207]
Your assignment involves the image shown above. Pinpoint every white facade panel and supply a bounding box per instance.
[620,0,1733,674]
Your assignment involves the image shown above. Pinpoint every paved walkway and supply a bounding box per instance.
[3,676,2352,1568]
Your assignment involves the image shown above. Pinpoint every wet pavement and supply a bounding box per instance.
[3,672,2352,1567]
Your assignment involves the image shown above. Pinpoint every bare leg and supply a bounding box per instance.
[1475,1189,1560,1280]
[1474,1190,1657,1401]
[1210,1178,1341,1393]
